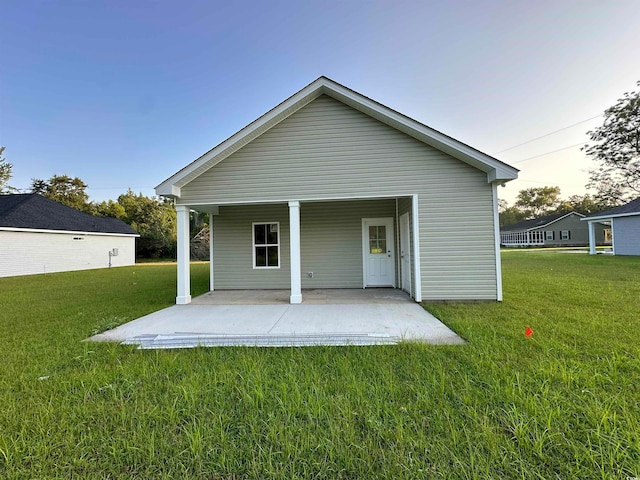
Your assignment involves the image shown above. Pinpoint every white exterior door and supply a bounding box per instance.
[362,218,395,287]
[399,212,412,295]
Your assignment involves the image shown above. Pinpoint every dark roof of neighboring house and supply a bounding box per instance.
[584,196,640,219]
[0,193,138,235]
[501,212,583,232]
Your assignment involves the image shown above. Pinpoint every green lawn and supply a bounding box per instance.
[0,254,638,479]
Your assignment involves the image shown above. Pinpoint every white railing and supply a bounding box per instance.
[501,231,545,246]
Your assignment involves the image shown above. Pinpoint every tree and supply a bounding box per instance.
[0,147,17,194]
[115,190,177,258]
[514,186,561,218]
[585,81,640,205]
[30,174,91,212]
[498,199,527,227]
[553,194,607,216]
[92,199,126,219]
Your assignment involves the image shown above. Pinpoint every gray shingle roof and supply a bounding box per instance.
[584,196,640,218]
[501,212,581,232]
[0,194,138,235]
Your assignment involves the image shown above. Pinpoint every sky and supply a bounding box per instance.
[1,0,640,205]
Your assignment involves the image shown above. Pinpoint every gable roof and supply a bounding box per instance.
[501,212,584,232]
[156,76,518,198]
[0,194,138,235]
[582,196,640,221]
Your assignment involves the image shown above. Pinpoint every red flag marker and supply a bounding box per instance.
[525,326,534,337]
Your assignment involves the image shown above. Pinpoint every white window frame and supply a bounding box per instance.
[545,230,554,241]
[252,222,280,269]
[560,230,570,240]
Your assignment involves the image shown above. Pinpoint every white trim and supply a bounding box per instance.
[611,218,616,255]
[395,198,400,287]
[581,211,640,222]
[209,213,214,291]
[0,226,138,237]
[181,192,416,209]
[252,222,281,269]
[588,221,596,254]
[156,77,518,197]
[492,184,503,302]
[175,205,191,305]
[399,211,412,297]
[288,201,302,304]
[412,195,422,302]
[361,217,396,288]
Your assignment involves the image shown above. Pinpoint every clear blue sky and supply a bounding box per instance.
[2,0,639,204]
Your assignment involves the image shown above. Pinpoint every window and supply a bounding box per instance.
[253,222,280,268]
[604,228,612,243]
[368,225,387,254]
[560,230,570,240]
[545,230,554,241]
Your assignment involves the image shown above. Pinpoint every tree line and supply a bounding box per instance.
[499,187,612,227]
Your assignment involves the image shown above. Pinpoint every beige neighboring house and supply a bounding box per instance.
[156,77,519,304]
[0,193,138,277]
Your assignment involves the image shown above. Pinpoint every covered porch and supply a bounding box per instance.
[176,195,422,306]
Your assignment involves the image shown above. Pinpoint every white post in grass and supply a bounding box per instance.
[588,221,596,255]
[176,205,191,304]
[288,201,302,304]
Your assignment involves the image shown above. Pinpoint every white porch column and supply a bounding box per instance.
[209,213,215,291]
[411,195,422,302]
[588,221,596,255]
[491,184,503,301]
[288,201,302,304]
[176,205,191,304]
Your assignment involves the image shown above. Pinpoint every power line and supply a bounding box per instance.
[511,142,588,164]
[493,114,602,155]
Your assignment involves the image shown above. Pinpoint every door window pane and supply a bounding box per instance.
[369,225,386,254]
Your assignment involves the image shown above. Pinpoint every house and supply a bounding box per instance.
[0,193,138,277]
[583,196,640,255]
[156,77,519,304]
[501,212,610,247]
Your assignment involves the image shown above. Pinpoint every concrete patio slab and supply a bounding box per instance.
[89,289,464,348]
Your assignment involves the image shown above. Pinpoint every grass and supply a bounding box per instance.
[0,254,638,478]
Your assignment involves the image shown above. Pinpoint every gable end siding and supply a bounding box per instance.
[186,95,497,300]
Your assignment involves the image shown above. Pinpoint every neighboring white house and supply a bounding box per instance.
[583,196,640,255]
[156,76,519,304]
[0,194,138,277]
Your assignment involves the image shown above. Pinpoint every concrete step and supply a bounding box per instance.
[122,332,400,349]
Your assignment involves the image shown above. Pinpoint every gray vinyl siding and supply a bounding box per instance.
[613,216,640,255]
[300,200,395,288]
[213,204,290,289]
[213,200,397,289]
[532,214,607,246]
[186,95,497,300]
